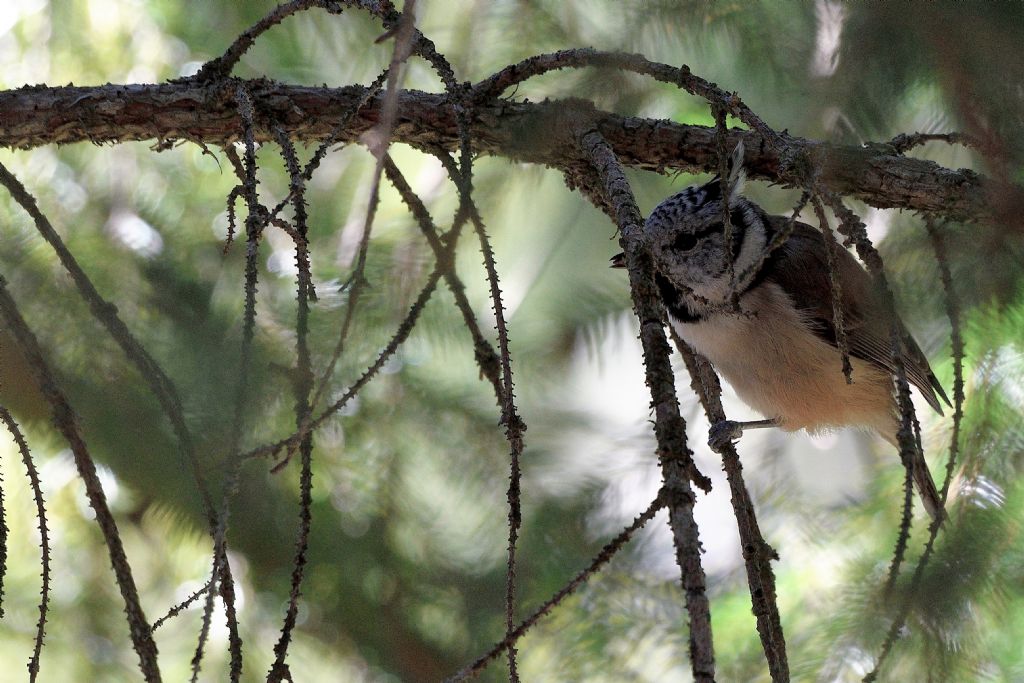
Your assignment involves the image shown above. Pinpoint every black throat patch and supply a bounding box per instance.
[655,272,705,323]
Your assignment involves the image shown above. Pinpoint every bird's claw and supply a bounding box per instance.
[708,420,743,452]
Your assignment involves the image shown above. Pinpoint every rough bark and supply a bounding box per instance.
[0,80,1001,221]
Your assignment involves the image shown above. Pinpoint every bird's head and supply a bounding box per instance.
[612,141,768,304]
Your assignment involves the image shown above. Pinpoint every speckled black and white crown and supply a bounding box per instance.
[640,142,774,310]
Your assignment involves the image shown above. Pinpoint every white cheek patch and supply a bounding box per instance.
[683,207,767,304]
[731,205,768,279]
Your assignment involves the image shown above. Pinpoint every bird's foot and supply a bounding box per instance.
[708,418,777,452]
[708,420,744,452]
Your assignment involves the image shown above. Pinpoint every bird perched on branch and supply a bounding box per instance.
[611,142,950,519]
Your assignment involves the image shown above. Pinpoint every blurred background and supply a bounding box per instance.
[0,1,1022,681]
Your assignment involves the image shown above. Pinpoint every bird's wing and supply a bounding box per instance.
[761,218,949,414]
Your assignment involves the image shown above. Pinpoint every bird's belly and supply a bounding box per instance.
[671,286,895,436]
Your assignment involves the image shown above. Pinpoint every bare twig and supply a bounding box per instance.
[307,6,417,419]
[409,133,527,678]
[368,0,461,96]
[884,467,916,595]
[471,48,782,148]
[426,66,526,673]
[0,162,218,527]
[887,131,980,155]
[193,0,344,82]
[818,191,925,477]
[461,164,526,682]
[810,195,854,383]
[924,219,965,501]
[0,406,50,681]
[0,164,245,662]
[223,184,244,253]
[301,70,390,185]
[865,218,969,682]
[381,155,503,402]
[242,258,447,464]
[227,70,388,261]
[266,129,317,682]
[152,581,213,631]
[815,193,947,683]
[446,496,665,682]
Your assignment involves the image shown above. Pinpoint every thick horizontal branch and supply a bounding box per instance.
[0,79,1001,220]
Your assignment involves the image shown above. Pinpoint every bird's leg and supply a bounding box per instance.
[708,418,777,451]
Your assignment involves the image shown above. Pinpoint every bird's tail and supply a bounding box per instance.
[879,424,944,521]
[912,453,944,522]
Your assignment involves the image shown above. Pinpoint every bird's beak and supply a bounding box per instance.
[609,252,626,268]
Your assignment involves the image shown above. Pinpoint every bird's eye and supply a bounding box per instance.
[672,232,699,251]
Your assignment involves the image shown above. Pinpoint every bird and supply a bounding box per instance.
[610,142,950,519]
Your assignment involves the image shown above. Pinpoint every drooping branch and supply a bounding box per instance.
[0,406,50,681]
[0,276,161,682]
[579,129,716,683]
[0,81,1005,221]
[673,334,789,683]
[266,129,316,683]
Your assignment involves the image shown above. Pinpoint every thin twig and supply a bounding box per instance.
[369,0,461,96]
[0,164,244,660]
[307,20,417,419]
[924,219,965,502]
[301,69,390,184]
[425,81,525,674]
[886,131,980,155]
[818,190,924,479]
[266,129,317,682]
[865,219,969,681]
[223,184,244,253]
[815,193,943,683]
[884,467,915,595]
[241,258,447,464]
[222,67,381,255]
[152,581,213,631]
[459,160,526,682]
[386,149,537,677]
[0,406,50,681]
[446,496,665,682]
[471,48,782,148]
[193,0,344,82]
[713,106,741,312]
[810,195,854,383]
[381,155,502,400]
[0,163,218,528]
[469,193,525,677]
